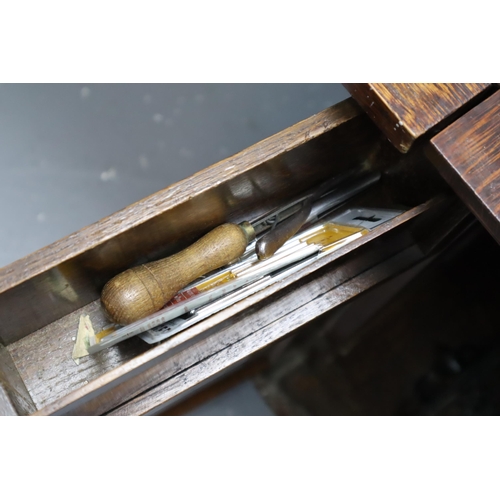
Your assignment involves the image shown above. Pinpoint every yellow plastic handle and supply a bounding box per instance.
[101,222,254,325]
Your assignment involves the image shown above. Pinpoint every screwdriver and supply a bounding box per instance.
[101,168,380,325]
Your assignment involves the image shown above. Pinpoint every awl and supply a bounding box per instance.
[101,168,380,325]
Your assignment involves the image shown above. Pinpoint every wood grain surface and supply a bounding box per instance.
[428,91,500,244]
[109,248,425,415]
[249,222,500,416]
[344,83,491,153]
[0,383,18,415]
[0,344,36,415]
[7,299,149,409]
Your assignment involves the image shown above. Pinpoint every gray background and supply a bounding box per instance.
[0,83,351,414]
[0,84,350,266]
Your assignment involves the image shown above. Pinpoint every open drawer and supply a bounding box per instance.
[0,97,469,415]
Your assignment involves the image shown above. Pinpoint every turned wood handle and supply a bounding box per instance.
[101,222,255,325]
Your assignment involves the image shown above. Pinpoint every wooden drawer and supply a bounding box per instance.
[0,97,468,415]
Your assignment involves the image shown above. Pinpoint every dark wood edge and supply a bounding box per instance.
[427,144,500,246]
[344,83,414,152]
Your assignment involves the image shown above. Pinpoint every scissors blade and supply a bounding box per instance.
[253,169,380,258]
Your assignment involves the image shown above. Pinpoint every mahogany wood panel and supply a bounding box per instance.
[344,83,491,153]
[428,90,500,244]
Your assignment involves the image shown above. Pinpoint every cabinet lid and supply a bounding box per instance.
[344,83,500,245]
[344,83,491,153]
[428,90,500,244]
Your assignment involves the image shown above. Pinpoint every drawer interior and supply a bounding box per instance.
[0,98,454,415]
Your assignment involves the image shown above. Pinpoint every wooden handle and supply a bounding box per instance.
[101,223,255,325]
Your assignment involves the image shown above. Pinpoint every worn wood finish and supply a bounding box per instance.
[427,91,500,244]
[0,93,461,416]
[109,247,427,415]
[0,384,18,415]
[159,359,269,416]
[0,98,384,345]
[7,299,150,409]
[0,344,36,415]
[253,222,500,416]
[32,200,442,415]
[344,83,491,153]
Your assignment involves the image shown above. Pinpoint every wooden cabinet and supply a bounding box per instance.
[0,87,495,415]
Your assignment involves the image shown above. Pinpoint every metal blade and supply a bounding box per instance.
[250,168,379,236]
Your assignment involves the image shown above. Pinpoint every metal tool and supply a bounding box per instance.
[86,205,402,354]
[253,169,379,259]
[100,168,380,326]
